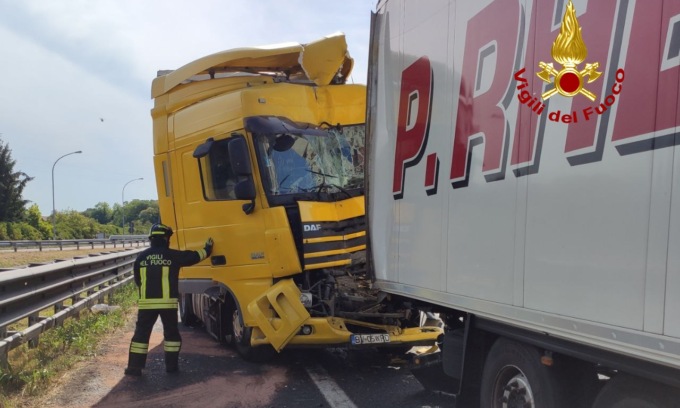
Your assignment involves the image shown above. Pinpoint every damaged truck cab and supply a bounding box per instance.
[150,33,441,360]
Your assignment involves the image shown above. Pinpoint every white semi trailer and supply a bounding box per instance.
[366,0,680,406]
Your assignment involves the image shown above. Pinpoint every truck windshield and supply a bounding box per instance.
[254,124,364,197]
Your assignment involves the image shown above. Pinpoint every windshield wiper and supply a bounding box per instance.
[303,169,362,199]
[306,169,338,179]
[328,183,353,199]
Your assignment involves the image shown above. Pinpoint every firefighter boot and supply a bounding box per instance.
[165,351,179,373]
[124,367,142,376]
[126,342,148,376]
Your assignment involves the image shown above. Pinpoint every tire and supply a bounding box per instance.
[179,293,199,327]
[592,374,680,408]
[480,338,566,408]
[231,308,277,363]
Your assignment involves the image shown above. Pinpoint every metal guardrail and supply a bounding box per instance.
[0,248,145,367]
[108,235,148,241]
[0,238,148,252]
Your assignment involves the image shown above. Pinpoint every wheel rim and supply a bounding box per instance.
[492,365,535,408]
[232,309,244,344]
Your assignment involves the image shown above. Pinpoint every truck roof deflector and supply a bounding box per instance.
[152,32,353,98]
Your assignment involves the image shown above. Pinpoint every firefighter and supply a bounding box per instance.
[124,223,213,376]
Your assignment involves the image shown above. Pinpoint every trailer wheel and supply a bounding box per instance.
[480,338,564,408]
[231,308,276,363]
[592,374,680,408]
[179,294,198,327]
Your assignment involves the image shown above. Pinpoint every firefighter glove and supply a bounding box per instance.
[204,238,214,257]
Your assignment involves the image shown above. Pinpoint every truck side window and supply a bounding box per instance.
[198,138,238,200]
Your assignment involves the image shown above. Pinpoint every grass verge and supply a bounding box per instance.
[0,283,138,408]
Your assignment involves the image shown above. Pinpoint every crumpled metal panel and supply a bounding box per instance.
[153,33,353,98]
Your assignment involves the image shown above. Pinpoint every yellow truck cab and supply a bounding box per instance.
[150,33,441,360]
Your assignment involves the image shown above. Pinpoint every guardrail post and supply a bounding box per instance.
[0,348,7,369]
[71,295,81,320]
[28,313,40,326]
[59,241,63,250]
[105,282,114,303]
[27,313,42,348]
[13,242,17,252]
[39,241,43,251]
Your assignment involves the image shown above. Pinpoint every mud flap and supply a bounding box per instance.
[409,344,461,395]
[408,328,468,395]
[246,280,311,351]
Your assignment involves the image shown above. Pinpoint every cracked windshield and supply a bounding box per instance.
[255,125,364,196]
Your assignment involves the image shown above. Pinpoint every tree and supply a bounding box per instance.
[0,137,32,222]
[112,199,158,229]
[83,202,114,224]
[55,210,99,239]
[126,199,158,221]
[25,204,52,239]
[138,206,160,224]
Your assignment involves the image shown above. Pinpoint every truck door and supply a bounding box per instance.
[179,134,270,281]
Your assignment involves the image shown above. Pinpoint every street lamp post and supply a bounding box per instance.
[52,150,82,240]
[122,177,143,233]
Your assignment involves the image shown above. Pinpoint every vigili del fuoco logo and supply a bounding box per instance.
[514,0,625,123]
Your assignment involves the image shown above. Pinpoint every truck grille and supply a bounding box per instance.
[301,215,366,270]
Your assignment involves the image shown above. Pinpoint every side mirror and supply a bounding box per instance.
[228,136,252,176]
[229,135,256,214]
[234,179,256,201]
[193,138,215,158]
[235,180,256,214]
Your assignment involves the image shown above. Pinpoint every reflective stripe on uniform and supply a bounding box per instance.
[197,248,207,261]
[164,341,181,352]
[162,266,170,299]
[138,298,178,309]
[140,267,147,299]
[130,342,149,354]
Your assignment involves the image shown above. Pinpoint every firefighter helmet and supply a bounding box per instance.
[149,223,173,239]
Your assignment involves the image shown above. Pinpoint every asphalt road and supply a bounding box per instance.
[38,318,457,408]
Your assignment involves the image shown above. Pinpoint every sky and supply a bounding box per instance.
[0,0,376,216]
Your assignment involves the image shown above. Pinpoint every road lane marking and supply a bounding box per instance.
[306,365,358,408]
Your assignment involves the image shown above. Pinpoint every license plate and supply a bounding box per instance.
[350,333,390,345]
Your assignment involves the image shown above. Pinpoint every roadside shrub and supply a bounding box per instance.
[0,222,42,240]
[7,223,23,240]
[17,223,42,240]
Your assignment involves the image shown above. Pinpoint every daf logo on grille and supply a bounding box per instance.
[304,224,322,232]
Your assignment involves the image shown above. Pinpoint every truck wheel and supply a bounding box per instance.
[592,374,680,408]
[179,294,198,326]
[231,308,276,363]
[480,338,565,408]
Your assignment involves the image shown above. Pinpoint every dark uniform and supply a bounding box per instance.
[125,224,213,376]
